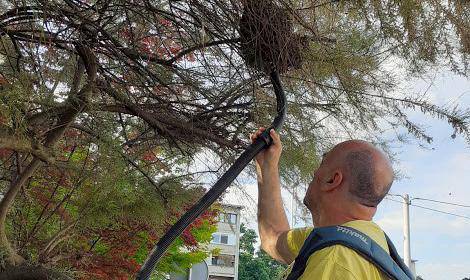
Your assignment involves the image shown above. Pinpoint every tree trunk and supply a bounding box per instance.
[38,222,77,263]
[0,265,74,280]
[0,45,96,266]
[0,159,42,266]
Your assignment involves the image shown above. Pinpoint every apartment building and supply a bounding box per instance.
[170,204,242,280]
[207,204,242,280]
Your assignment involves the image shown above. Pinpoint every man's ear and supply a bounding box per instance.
[322,170,343,191]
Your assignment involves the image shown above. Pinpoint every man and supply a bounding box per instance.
[251,127,395,279]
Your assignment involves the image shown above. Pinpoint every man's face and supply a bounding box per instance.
[304,152,329,216]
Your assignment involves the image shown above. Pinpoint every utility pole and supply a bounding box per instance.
[403,194,412,269]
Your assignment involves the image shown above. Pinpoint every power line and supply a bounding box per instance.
[410,204,470,220]
[384,197,470,220]
[387,193,470,208]
[412,197,470,208]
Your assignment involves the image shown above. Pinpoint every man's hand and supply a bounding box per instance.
[250,127,282,168]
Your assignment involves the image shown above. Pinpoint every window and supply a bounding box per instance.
[211,254,235,267]
[211,256,220,266]
[209,276,234,280]
[227,213,237,224]
[218,212,237,224]
[212,233,219,243]
[211,233,235,245]
[220,235,228,244]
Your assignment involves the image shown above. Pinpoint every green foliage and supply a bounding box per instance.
[239,253,271,280]
[3,129,217,278]
[238,224,287,280]
[153,211,218,278]
[239,224,257,256]
[93,242,110,256]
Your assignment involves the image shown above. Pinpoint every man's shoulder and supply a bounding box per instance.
[287,227,313,256]
[286,221,389,280]
[341,220,389,252]
[287,220,388,257]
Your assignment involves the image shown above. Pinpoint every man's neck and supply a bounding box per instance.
[314,206,373,228]
[314,215,358,228]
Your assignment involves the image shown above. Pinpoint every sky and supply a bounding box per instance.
[224,70,470,280]
[375,71,470,280]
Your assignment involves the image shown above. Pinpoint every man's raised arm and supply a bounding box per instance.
[251,128,295,264]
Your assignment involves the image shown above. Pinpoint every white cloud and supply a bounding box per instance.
[375,206,403,233]
[419,262,470,280]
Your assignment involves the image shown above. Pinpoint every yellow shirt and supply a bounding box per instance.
[285,220,389,280]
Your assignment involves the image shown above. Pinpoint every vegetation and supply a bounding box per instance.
[0,0,468,278]
[238,224,287,280]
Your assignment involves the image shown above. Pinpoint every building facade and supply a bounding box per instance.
[170,204,242,280]
[206,204,242,280]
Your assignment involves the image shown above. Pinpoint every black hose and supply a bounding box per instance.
[136,70,287,280]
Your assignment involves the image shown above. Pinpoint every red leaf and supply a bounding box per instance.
[169,46,181,55]
[160,19,172,27]
[0,75,7,85]
[0,148,12,159]
[142,150,157,162]
[186,53,196,62]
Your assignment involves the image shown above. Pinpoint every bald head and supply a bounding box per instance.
[328,140,394,207]
[304,140,394,225]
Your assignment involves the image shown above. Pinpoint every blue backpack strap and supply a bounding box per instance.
[285,226,414,280]
[384,233,415,279]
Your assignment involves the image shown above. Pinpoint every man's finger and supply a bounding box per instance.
[270,129,280,145]
[250,127,267,143]
[251,133,259,142]
[254,127,265,137]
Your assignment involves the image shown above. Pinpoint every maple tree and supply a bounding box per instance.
[0,123,219,278]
